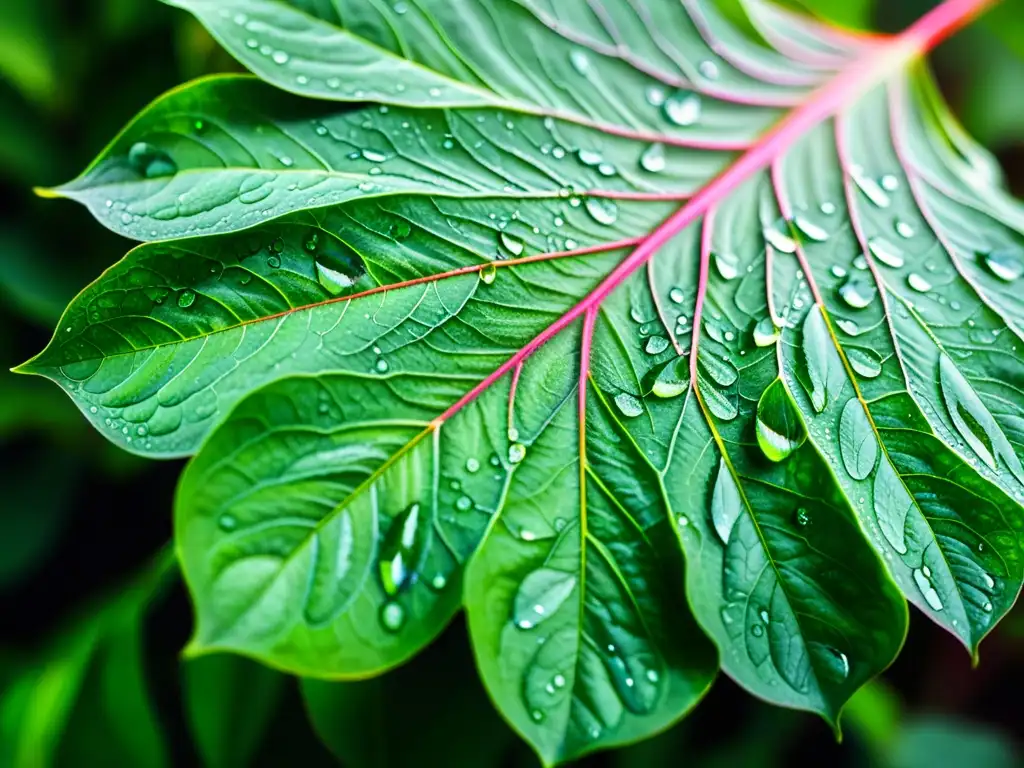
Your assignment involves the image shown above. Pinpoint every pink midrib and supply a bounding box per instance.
[435,0,996,426]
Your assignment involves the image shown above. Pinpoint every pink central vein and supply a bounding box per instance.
[435,0,996,426]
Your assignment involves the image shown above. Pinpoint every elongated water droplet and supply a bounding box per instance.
[569,49,590,74]
[614,392,644,418]
[218,513,237,531]
[479,263,497,284]
[714,252,740,280]
[802,307,830,414]
[913,567,944,611]
[378,502,425,596]
[873,462,910,555]
[699,355,737,387]
[640,143,665,173]
[895,220,916,239]
[868,238,904,269]
[850,167,890,208]
[381,602,405,631]
[652,359,688,399]
[177,289,196,309]
[700,377,738,421]
[983,250,1023,282]
[645,336,669,355]
[513,568,576,629]
[763,220,797,253]
[711,458,741,544]
[755,380,806,462]
[794,216,829,242]
[128,142,177,178]
[663,92,701,126]
[847,348,882,378]
[907,273,932,293]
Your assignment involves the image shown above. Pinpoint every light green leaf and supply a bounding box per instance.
[20,0,1024,763]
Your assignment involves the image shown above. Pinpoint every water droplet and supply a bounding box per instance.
[880,174,899,191]
[640,143,666,173]
[982,250,1023,282]
[508,443,527,464]
[802,306,830,414]
[645,336,669,355]
[272,50,290,65]
[128,142,177,178]
[895,221,915,239]
[839,398,878,480]
[531,709,545,723]
[753,317,779,347]
[378,502,425,596]
[714,251,740,280]
[267,255,282,269]
[838,278,876,309]
[569,49,590,74]
[794,216,829,242]
[585,198,618,225]
[795,508,811,526]
[711,458,741,544]
[820,202,837,215]
[847,348,882,378]
[982,572,995,591]
[431,574,447,590]
[465,458,480,473]
[913,567,944,611]
[218,514,237,531]
[500,232,524,256]
[479,263,497,284]
[663,92,701,126]
[513,568,576,629]
[652,358,688,399]
[755,380,806,462]
[669,287,685,304]
[315,240,365,294]
[177,289,196,308]
[381,602,405,631]
[698,59,719,80]
[850,167,890,208]
[868,237,904,269]
[751,624,764,637]
[763,221,797,253]
[455,495,473,512]
[907,273,932,293]
[614,392,644,418]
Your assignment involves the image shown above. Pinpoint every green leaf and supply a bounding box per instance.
[183,655,286,768]
[22,0,1024,763]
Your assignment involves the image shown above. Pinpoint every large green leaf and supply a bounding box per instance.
[18,0,1024,763]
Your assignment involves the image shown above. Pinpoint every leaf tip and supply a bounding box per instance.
[32,185,63,200]
[181,638,210,661]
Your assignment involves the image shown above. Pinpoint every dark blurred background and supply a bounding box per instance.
[0,1,1020,766]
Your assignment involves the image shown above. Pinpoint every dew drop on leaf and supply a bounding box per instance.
[614,392,644,418]
[378,502,425,596]
[982,250,1023,282]
[913,567,944,611]
[569,49,590,75]
[645,86,666,107]
[640,142,666,174]
[895,220,916,239]
[711,458,742,545]
[381,602,406,632]
[850,166,890,208]
[500,232,524,256]
[753,317,779,347]
[479,263,497,284]
[793,215,829,242]
[128,141,177,178]
[177,289,196,309]
[585,198,618,225]
[652,358,688,399]
[714,251,740,280]
[838,278,876,309]
[839,398,878,480]
[663,92,701,126]
[508,443,527,464]
[755,380,807,463]
[218,513,237,531]
[644,336,669,355]
[907,273,932,293]
[847,348,883,379]
[802,306,830,414]
[762,220,797,253]
[513,568,576,629]
[873,462,910,555]
[867,237,904,269]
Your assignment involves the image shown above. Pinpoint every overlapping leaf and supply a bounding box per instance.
[18,0,1024,764]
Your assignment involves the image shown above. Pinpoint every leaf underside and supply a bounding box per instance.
[20,0,1024,764]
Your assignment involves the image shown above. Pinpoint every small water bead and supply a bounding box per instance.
[585,198,618,225]
[553,674,566,688]
[820,202,837,215]
[677,516,689,528]
[218,514,238,531]
[479,263,497,284]
[907,273,932,293]
[663,92,702,126]
[569,49,591,74]
[466,457,480,473]
[381,602,406,632]
[375,359,389,373]
[508,443,527,464]
[888,220,917,244]
[431,574,447,590]
[831,265,848,279]
[853,255,868,270]
[983,601,994,613]
[177,289,196,308]
[714,251,740,280]
[577,148,603,166]
[753,317,779,347]
[868,237,904,269]
[640,143,666,173]
[751,624,765,637]
[531,710,545,723]
[508,427,520,443]
[698,59,719,80]
[267,255,282,269]
[271,50,289,64]
[645,86,666,106]
[880,174,900,191]
[456,495,473,511]
[614,392,644,418]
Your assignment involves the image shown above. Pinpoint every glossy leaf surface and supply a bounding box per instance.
[19,0,1024,764]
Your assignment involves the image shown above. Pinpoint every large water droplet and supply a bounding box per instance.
[755,380,807,462]
[663,92,701,126]
[913,567,944,611]
[714,252,740,280]
[873,462,909,555]
[711,458,741,544]
[513,568,576,629]
[479,263,497,284]
[700,377,738,421]
[907,273,932,293]
[315,239,365,295]
[838,278,877,309]
[500,232,524,256]
[614,392,644,418]
[982,250,1023,282]
[847,348,882,379]
[802,306,830,414]
[645,336,669,355]
[753,317,779,347]
[763,220,797,253]
[585,198,618,226]
[378,502,425,596]
[651,358,688,399]
[128,142,177,178]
